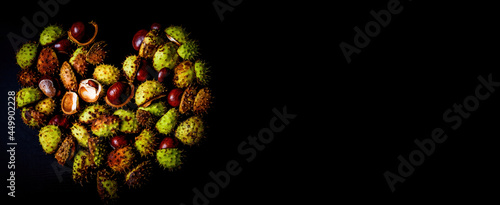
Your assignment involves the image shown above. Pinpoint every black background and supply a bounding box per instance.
[1,0,499,204]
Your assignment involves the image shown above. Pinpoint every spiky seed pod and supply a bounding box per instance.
[175,116,205,146]
[91,115,120,138]
[146,101,169,116]
[96,169,119,203]
[194,60,211,86]
[21,106,47,128]
[73,150,93,185]
[16,42,39,69]
[156,148,183,170]
[39,25,64,46]
[179,85,197,114]
[69,47,89,77]
[134,80,166,107]
[107,146,136,173]
[136,110,158,130]
[88,137,111,168]
[134,129,157,157]
[59,61,78,91]
[164,25,190,45]
[17,68,40,87]
[193,87,212,115]
[97,169,120,203]
[37,47,59,76]
[35,97,56,116]
[16,87,43,108]
[38,125,62,154]
[156,108,179,135]
[177,40,200,61]
[139,29,165,59]
[122,55,141,82]
[55,136,76,165]
[86,41,108,65]
[93,64,121,86]
[153,42,179,71]
[78,104,110,124]
[173,61,195,88]
[70,123,91,148]
[125,161,154,189]
[113,109,140,134]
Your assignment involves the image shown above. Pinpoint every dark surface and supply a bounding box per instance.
[1,0,499,204]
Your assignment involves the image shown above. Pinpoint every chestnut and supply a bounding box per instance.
[159,137,178,149]
[167,88,183,107]
[110,135,128,149]
[158,68,172,83]
[105,81,135,108]
[70,21,86,41]
[52,39,71,54]
[48,114,71,130]
[132,29,148,51]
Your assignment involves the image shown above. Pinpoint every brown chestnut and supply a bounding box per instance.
[105,82,135,108]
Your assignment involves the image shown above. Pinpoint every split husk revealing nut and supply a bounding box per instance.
[78,79,103,103]
[62,91,80,115]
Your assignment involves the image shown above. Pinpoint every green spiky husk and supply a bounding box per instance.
[134,80,166,106]
[173,61,195,88]
[194,60,211,86]
[93,64,121,86]
[39,25,64,46]
[113,109,140,134]
[91,115,120,138]
[139,30,164,59]
[97,169,120,203]
[177,40,200,61]
[153,42,179,71]
[70,123,91,148]
[156,108,179,135]
[164,25,190,45]
[156,148,183,170]
[175,116,204,146]
[138,101,168,117]
[16,87,43,108]
[16,42,39,69]
[122,55,141,82]
[73,150,93,185]
[78,104,110,124]
[35,98,56,116]
[21,106,46,128]
[89,137,110,168]
[39,125,62,154]
[134,129,157,157]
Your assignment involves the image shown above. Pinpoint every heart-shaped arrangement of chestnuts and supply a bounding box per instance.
[15,21,212,203]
